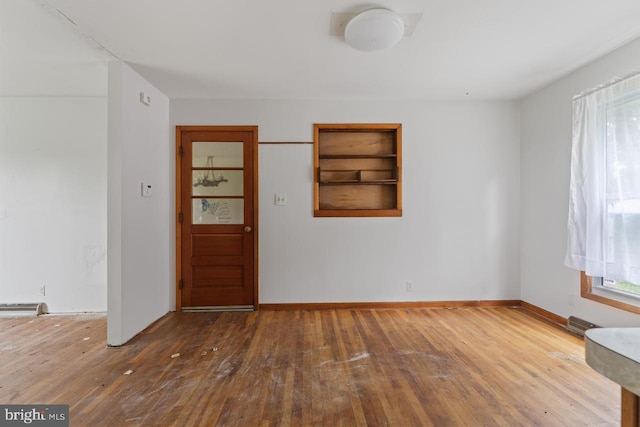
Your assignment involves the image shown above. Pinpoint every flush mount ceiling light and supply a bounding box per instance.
[344,8,405,52]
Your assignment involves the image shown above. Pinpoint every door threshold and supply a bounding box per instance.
[182,305,254,312]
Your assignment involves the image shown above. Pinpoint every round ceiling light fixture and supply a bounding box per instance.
[344,8,405,52]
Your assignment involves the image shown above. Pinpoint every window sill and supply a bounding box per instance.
[581,272,640,315]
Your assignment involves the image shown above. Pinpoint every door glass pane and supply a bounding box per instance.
[192,142,243,168]
[192,170,243,196]
[192,198,244,224]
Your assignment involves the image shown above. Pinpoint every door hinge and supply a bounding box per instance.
[178,212,183,223]
[179,279,183,290]
[178,146,183,157]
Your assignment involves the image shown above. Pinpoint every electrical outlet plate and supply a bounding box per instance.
[39,286,45,296]
[406,281,413,292]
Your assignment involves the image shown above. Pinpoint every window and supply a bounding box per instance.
[581,273,640,315]
[567,72,640,312]
[602,278,640,295]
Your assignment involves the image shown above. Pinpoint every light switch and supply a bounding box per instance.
[139,92,151,106]
[274,193,287,206]
[141,182,152,197]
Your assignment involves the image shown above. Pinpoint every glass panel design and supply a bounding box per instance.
[192,198,244,224]
[192,142,243,168]
[192,170,243,196]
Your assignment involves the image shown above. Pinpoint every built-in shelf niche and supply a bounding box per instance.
[314,123,402,217]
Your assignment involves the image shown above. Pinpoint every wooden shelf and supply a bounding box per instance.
[318,167,399,185]
[319,181,398,185]
[314,123,402,217]
[319,154,397,159]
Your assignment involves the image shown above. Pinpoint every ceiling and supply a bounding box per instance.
[4,0,640,100]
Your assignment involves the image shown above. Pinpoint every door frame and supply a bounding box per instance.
[175,125,259,311]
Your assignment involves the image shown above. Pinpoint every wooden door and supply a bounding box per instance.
[176,126,258,310]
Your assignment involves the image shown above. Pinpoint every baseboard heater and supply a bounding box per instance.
[0,303,45,316]
[566,316,599,336]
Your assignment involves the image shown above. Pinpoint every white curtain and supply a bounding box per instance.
[565,72,640,285]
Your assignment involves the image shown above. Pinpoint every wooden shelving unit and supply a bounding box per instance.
[314,123,402,217]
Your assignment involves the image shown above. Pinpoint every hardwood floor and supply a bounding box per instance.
[0,307,619,426]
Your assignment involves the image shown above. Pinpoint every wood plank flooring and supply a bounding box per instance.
[0,307,619,426]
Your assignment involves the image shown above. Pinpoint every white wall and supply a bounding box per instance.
[172,99,521,304]
[108,62,171,345]
[0,98,107,312]
[520,37,640,326]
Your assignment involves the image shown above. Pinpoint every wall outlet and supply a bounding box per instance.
[406,281,414,292]
[569,294,578,306]
[39,285,46,296]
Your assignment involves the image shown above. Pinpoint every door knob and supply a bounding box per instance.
[244,226,252,232]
